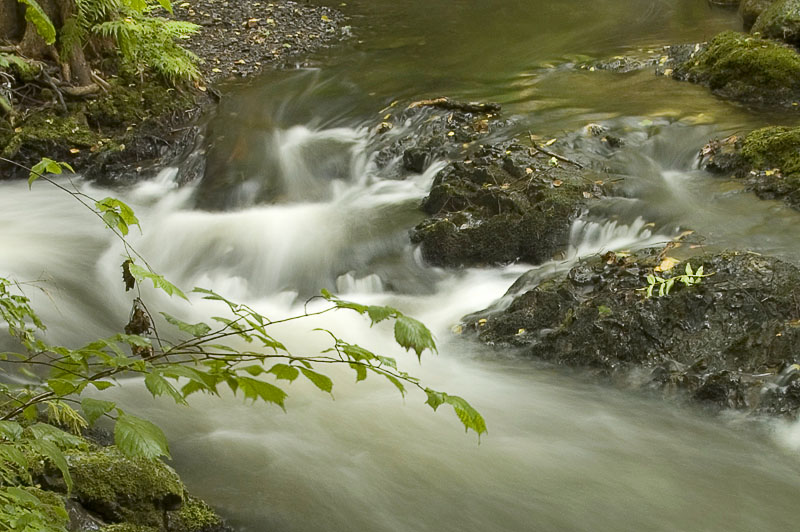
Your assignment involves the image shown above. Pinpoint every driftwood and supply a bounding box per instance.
[408,97,501,114]
[528,133,584,169]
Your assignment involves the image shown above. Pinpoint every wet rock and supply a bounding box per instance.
[752,0,800,45]
[371,97,507,176]
[465,248,800,416]
[659,31,800,108]
[410,140,602,268]
[741,0,776,30]
[699,126,800,209]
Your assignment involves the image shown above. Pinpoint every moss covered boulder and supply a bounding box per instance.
[752,0,800,45]
[700,126,800,209]
[410,140,602,268]
[665,31,800,107]
[465,248,800,416]
[741,0,776,30]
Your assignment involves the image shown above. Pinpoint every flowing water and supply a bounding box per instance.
[4,1,800,530]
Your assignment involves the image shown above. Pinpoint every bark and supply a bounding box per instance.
[0,0,23,43]
[58,0,91,86]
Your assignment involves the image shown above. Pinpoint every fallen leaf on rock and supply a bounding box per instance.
[545,138,557,146]
[655,256,680,272]
[552,179,563,187]
[582,191,592,199]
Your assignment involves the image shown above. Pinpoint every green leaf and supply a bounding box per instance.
[127,263,187,299]
[90,380,114,390]
[696,265,704,277]
[29,439,72,492]
[665,278,675,295]
[377,355,397,369]
[237,377,287,409]
[81,398,115,426]
[27,423,84,449]
[95,197,140,236]
[394,315,436,359]
[28,157,64,188]
[349,362,367,382]
[114,413,171,460]
[144,372,186,404]
[646,274,656,285]
[444,395,487,437]
[46,378,80,397]
[299,368,333,394]
[340,342,376,362]
[267,363,299,382]
[0,421,23,441]
[685,263,694,277]
[19,0,56,45]
[424,388,446,411]
[366,305,395,325]
[160,312,211,337]
[157,0,174,13]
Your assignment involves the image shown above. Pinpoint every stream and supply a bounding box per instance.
[4,0,800,530]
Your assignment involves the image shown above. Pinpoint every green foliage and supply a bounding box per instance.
[27,158,74,189]
[638,262,711,298]
[21,0,201,84]
[17,0,57,45]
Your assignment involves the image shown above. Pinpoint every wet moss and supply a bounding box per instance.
[741,126,800,175]
[101,525,160,532]
[66,446,184,528]
[752,0,800,45]
[168,496,226,532]
[1,111,102,160]
[741,0,775,30]
[677,31,800,106]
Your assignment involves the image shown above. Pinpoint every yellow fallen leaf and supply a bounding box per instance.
[383,113,391,120]
[447,131,455,137]
[552,179,563,187]
[516,328,526,335]
[477,318,487,327]
[545,138,557,146]
[655,256,680,272]
[525,167,533,174]
[321,15,330,21]
[582,191,592,199]
[69,148,80,154]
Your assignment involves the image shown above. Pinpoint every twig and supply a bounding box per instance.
[528,132,584,169]
[39,69,67,112]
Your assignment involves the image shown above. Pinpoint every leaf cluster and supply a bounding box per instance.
[638,262,710,298]
[17,0,200,84]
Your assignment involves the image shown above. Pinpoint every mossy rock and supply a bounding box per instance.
[467,249,800,416]
[410,140,600,267]
[166,496,230,532]
[66,446,184,528]
[700,126,800,208]
[740,0,776,29]
[671,31,800,107]
[752,0,800,45]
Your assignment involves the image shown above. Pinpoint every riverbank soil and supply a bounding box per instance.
[0,0,347,179]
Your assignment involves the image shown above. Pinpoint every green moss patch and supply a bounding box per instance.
[67,446,184,527]
[752,0,800,45]
[675,31,800,106]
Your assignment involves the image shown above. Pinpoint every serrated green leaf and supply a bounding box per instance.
[127,263,187,300]
[299,368,333,394]
[114,413,170,460]
[382,373,406,396]
[424,388,445,411]
[377,355,397,369]
[366,305,395,325]
[27,423,85,449]
[444,395,487,437]
[685,263,694,276]
[90,380,114,390]
[394,315,436,359]
[340,342,376,362]
[144,372,186,404]
[157,0,174,13]
[81,398,115,426]
[268,363,299,382]
[237,377,287,409]
[28,157,63,188]
[160,312,211,337]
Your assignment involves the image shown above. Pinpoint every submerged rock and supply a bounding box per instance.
[465,248,800,417]
[410,139,602,268]
[660,31,800,108]
[699,126,800,209]
[752,0,800,45]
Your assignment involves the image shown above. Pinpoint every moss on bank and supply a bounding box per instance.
[0,75,203,180]
[670,31,800,107]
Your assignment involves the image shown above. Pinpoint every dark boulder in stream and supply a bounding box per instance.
[699,126,800,209]
[464,247,800,417]
[386,99,603,268]
[752,0,800,46]
[411,141,603,267]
